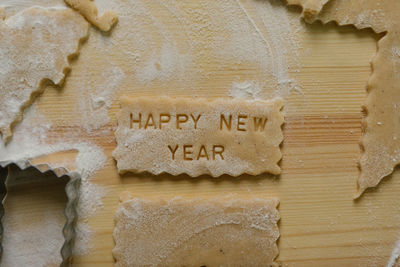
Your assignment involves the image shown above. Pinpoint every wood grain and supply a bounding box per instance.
[7,2,400,266]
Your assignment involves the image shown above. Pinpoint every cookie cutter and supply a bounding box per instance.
[0,159,80,266]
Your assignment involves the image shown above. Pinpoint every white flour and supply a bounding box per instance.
[0,103,107,262]
[387,237,400,267]
[93,0,302,99]
[0,0,64,16]
[1,212,66,267]
[79,65,125,132]
[229,81,262,99]
[74,180,107,255]
[0,5,88,142]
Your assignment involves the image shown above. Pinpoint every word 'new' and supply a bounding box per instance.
[130,113,268,131]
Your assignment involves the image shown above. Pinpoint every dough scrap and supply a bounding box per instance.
[64,0,118,32]
[112,96,284,177]
[286,0,329,22]
[285,0,400,197]
[286,0,397,30]
[316,0,398,33]
[113,193,280,267]
[314,2,400,197]
[0,7,88,142]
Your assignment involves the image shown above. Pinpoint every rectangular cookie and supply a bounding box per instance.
[113,96,284,177]
[113,193,280,267]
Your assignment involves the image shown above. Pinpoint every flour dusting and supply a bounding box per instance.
[79,65,125,132]
[91,0,302,99]
[136,42,193,84]
[230,81,262,99]
[73,220,94,256]
[0,103,108,260]
[0,6,88,141]
[0,0,64,17]
[73,181,107,255]
[2,212,65,267]
[387,237,400,267]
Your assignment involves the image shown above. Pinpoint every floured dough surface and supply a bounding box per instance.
[316,0,399,33]
[287,0,398,31]
[314,1,400,197]
[357,30,400,196]
[113,96,284,177]
[0,7,88,142]
[64,0,118,32]
[113,193,280,267]
[286,0,400,197]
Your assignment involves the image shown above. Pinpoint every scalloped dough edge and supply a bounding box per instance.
[0,7,89,143]
[113,193,280,266]
[283,0,398,198]
[113,96,284,177]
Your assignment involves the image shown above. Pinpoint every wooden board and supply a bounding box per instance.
[5,1,400,266]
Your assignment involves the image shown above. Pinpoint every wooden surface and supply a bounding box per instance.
[7,1,400,266]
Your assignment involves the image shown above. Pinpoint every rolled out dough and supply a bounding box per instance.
[113,96,284,177]
[0,7,88,142]
[285,0,400,197]
[113,193,280,267]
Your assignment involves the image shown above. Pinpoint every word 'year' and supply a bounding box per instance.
[168,145,225,161]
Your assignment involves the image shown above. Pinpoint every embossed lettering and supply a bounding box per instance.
[159,113,171,129]
[115,96,284,176]
[220,114,232,130]
[190,114,201,129]
[130,113,142,129]
[197,145,209,160]
[212,145,225,160]
[144,113,156,129]
[177,114,189,129]
[253,117,268,131]
[237,115,248,132]
[183,145,193,160]
[168,145,179,160]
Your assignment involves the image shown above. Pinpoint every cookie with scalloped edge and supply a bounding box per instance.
[113,193,280,267]
[0,7,89,142]
[313,0,400,197]
[285,0,400,197]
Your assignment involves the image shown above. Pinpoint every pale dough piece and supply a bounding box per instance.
[64,0,118,32]
[316,0,399,33]
[357,31,400,197]
[112,96,284,177]
[0,7,88,142]
[285,0,400,197]
[0,8,5,20]
[286,0,395,28]
[314,2,400,197]
[113,193,280,267]
[286,0,329,22]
